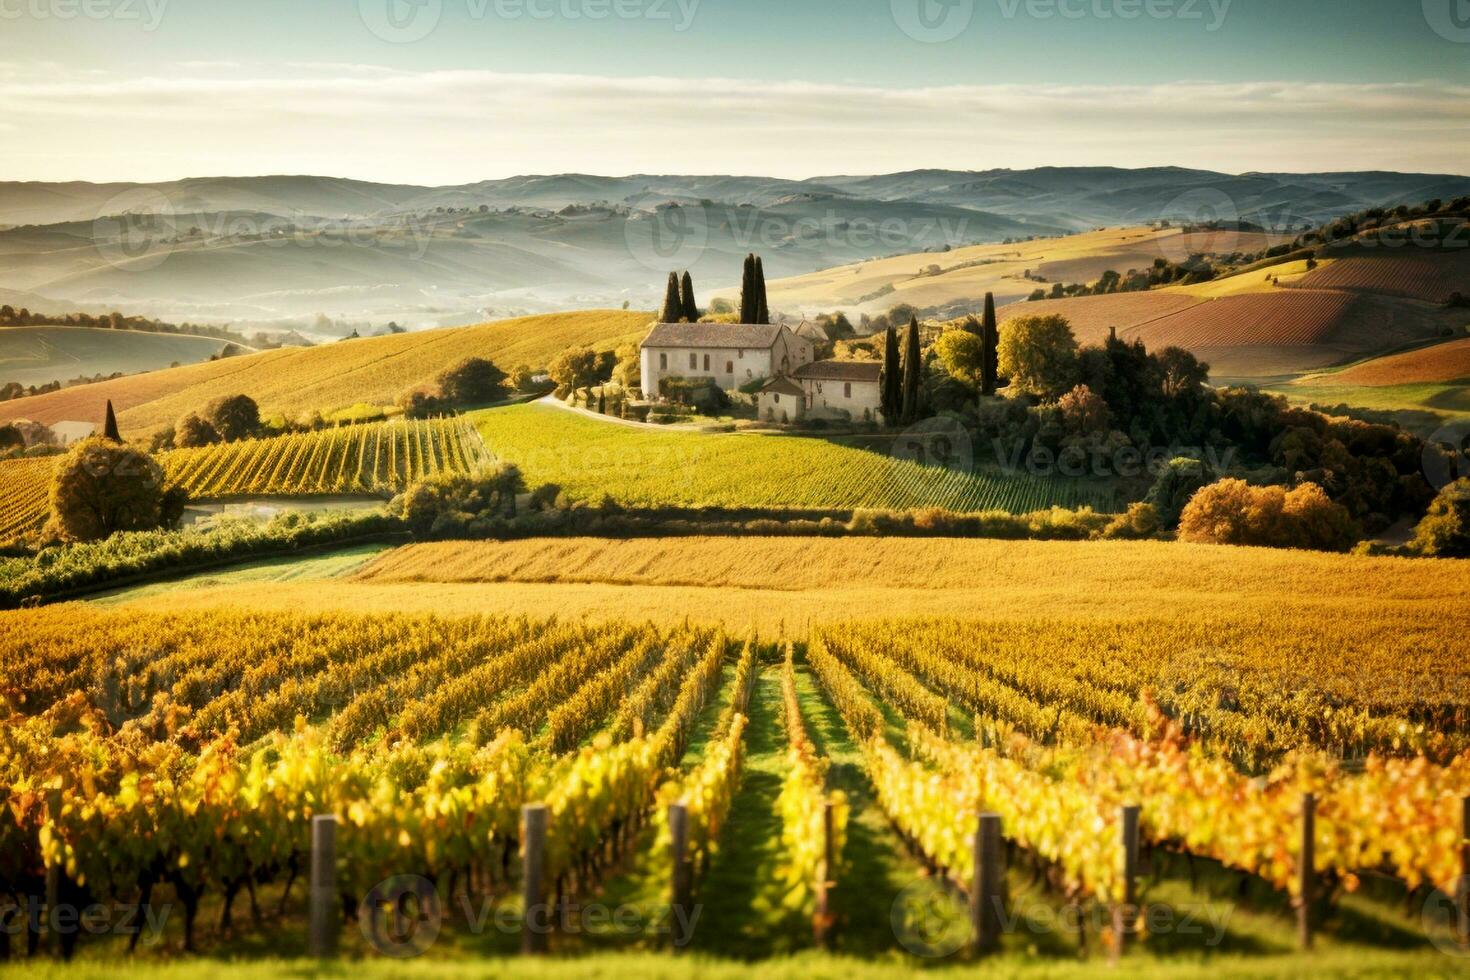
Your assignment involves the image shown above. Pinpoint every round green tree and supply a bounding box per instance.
[46,438,172,543]
[997,314,1079,400]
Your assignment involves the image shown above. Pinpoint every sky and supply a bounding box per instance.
[1,0,1468,183]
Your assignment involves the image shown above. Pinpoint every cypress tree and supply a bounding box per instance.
[103,400,121,442]
[754,256,770,324]
[980,292,1000,397]
[739,254,757,323]
[880,324,901,422]
[660,272,683,323]
[901,315,922,425]
[680,271,699,322]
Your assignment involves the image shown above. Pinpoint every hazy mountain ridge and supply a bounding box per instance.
[0,167,1465,331]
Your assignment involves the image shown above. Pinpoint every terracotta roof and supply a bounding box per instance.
[642,322,783,349]
[792,360,881,382]
[760,376,805,397]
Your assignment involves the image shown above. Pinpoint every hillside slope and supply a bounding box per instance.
[0,310,650,434]
[0,326,236,387]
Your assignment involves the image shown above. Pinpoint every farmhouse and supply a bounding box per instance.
[639,322,814,396]
[792,360,883,421]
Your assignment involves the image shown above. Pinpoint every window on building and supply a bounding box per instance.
[659,353,667,370]
[689,353,697,370]
[703,354,710,371]
[726,361,733,374]
[773,393,780,403]
[844,382,852,398]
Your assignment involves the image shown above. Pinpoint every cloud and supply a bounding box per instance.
[2,66,1466,182]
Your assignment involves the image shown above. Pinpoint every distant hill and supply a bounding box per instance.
[1,168,1464,328]
[0,309,651,436]
[0,326,237,387]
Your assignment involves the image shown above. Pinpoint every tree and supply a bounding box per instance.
[1410,479,1470,557]
[205,394,261,442]
[612,343,642,390]
[754,256,769,324]
[739,254,757,324]
[46,438,176,543]
[390,465,525,538]
[680,271,700,322]
[436,357,507,407]
[547,345,604,393]
[0,425,23,452]
[980,292,1000,396]
[103,401,122,442]
[660,272,684,323]
[1155,346,1209,398]
[1146,456,1214,530]
[508,364,538,393]
[175,413,221,448]
[1058,384,1110,435]
[597,390,607,415]
[997,314,1079,400]
[880,324,902,422]
[933,330,985,390]
[901,316,923,425]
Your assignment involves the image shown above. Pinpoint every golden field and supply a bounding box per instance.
[107,535,1470,633]
[756,225,1287,315]
[0,310,651,436]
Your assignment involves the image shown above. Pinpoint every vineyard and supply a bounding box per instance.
[0,456,56,539]
[0,310,652,437]
[163,418,494,498]
[0,602,1466,965]
[474,403,1115,514]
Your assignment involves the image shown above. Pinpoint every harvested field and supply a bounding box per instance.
[1288,250,1470,303]
[1311,337,1470,387]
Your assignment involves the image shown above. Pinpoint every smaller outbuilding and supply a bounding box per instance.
[792,360,883,422]
[757,376,806,423]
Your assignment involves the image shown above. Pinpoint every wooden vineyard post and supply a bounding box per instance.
[1111,805,1141,962]
[521,804,548,955]
[1459,795,1470,950]
[971,812,1004,957]
[669,802,693,950]
[815,799,836,948]
[1298,793,1316,951]
[308,815,338,959]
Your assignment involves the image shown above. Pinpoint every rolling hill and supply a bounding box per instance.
[3,168,1464,328]
[0,309,650,435]
[0,326,238,387]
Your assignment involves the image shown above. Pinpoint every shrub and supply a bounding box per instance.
[175,413,222,448]
[1178,479,1359,552]
[396,389,444,420]
[1410,479,1470,557]
[1102,502,1160,540]
[390,464,526,538]
[436,357,508,407]
[205,394,261,442]
[45,438,180,543]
